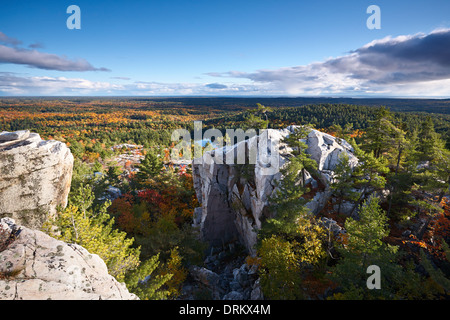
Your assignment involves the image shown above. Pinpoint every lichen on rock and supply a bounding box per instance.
[0,217,138,300]
[0,130,74,230]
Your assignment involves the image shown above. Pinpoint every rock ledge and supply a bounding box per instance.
[0,217,138,300]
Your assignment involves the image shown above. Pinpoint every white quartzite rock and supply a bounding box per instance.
[0,131,74,229]
[0,218,138,300]
[193,127,358,254]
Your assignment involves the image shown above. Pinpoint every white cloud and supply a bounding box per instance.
[209,28,450,97]
[0,73,121,95]
[0,73,270,96]
[3,28,450,96]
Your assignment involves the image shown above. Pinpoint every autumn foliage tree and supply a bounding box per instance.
[43,204,140,282]
[108,158,204,298]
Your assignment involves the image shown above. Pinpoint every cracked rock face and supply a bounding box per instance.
[0,218,138,300]
[0,130,74,229]
[192,127,358,255]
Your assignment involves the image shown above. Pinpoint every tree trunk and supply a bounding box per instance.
[387,147,402,217]
[350,186,367,218]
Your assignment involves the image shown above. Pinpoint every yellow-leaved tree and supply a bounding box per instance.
[43,204,140,282]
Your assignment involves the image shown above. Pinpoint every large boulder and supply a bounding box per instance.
[192,127,357,255]
[0,217,138,300]
[0,130,73,229]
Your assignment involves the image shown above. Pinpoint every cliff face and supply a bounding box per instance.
[0,130,73,229]
[192,127,358,255]
[0,131,137,300]
[0,217,138,300]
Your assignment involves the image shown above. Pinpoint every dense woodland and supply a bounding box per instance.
[1,97,449,300]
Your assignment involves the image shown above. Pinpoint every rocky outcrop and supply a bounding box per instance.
[182,244,263,300]
[0,217,138,300]
[192,127,358,255]
[0,130,73,229]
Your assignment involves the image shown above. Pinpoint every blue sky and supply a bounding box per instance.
[1,0,450,96]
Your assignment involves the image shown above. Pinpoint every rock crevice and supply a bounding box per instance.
[192,127,358,254]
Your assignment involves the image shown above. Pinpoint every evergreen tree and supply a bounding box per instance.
[362,106,393,158]
[329,196,401,299]
[349,142,389,217]
[417,116,441,162]
[261,126,317,237]
[331,152,359,214]
[243,112,268,131]
[243,103,273,130]
[257,125,327,299]
[255,103,273,128]
[124,253,173,300]
[106,163,122,187]
[415,118,450,202]
[135,149,164,187]
[283,126,318,187]
[384,122,410,217]
[420,241,450,297]
[329,123,354,140]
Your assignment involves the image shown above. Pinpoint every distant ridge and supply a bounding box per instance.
[1,96,450,114]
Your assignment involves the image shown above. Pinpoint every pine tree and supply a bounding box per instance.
[106,164,122,187]
[124,253,173,300]
[243,112,268,131]
[384,123,409,217]
[257,125,327,299]
[261,126,317,237]
[283,126,318,187]
[417,116,441,162]
[349,142,389,217]
[420,241,450,295]
[363,106,393,158]
[255,103,273,128]
[135,149,164,187]
[331,152,359,214]
[329,196,401,299]
[243,103,273,130]
[415,117,450,203]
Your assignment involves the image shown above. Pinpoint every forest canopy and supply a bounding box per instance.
[1,97,449,300]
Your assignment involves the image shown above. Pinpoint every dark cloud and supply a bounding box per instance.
[28,42,45,49]
[356,30,450,67]
[326,29,450,84]
[110,76,131,80]
[0,45,110,72]
[205,83,228,89]
[0,31,109,72]
[208,28,450,95]
[0,32,22,46]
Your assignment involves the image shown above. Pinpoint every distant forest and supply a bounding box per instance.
[1,97,449,149]
[1,96,449,300]
[146,96,450,114]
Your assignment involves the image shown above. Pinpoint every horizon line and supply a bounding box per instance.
[1,95,450,100]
